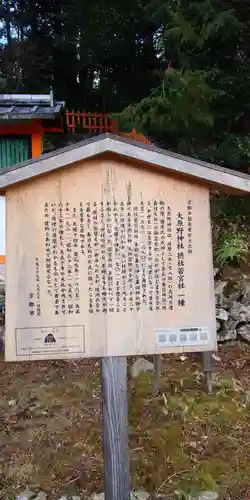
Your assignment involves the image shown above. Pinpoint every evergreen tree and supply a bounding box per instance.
[116,0,250,171]
[0,0,161,111]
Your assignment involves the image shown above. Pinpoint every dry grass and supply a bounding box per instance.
[1,344,250,499]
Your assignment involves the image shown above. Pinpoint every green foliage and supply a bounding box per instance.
[0,0,160,111]
[197,134,250,172]
[211,194,250,219]
[2,0,250,179]
[115,68,219,154]
[116,0,250,172]
[43,136,56,154]
[214,230,248,267]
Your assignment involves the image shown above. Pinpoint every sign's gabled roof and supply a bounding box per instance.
[0,133,249,194]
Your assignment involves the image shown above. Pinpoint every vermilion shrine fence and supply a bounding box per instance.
[45,111,152,144]
[65,111,117,134]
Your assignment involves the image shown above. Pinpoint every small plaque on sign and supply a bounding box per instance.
[156,327,210,348]
[15,325,85,360]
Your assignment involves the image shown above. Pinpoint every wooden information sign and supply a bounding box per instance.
[1,134,250,500]
[5,155,217,361]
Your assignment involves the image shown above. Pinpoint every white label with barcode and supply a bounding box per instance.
[156,327,210,347]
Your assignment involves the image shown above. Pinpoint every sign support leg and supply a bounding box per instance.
[152,354,162,396]
[202,351,213,394]
[101,356,131,500]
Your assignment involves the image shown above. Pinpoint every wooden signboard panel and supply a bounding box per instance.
[5,156,216,361]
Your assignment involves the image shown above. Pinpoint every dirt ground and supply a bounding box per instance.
[1,344,250,499]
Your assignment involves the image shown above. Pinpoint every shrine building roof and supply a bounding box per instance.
[0,91,65,121]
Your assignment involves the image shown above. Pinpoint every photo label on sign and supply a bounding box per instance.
[15,325,85,358]
[156,327,210,347]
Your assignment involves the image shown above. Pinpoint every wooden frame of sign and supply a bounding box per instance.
[1,134,250,500]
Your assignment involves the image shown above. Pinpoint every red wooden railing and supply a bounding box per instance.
[44,111,117,134]
[45,111,153,145]
[65,111,117,134]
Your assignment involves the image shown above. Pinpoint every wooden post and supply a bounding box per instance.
[101,356,131,500]
[202,351,213,394]
[152,354,162,396]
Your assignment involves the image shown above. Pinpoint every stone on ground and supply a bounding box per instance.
[58,496,81,500]
[16,489,34,500]
[131,490,149,500]
[198,492,219,500]
[33,492,47,500]
[131,358,154,378]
